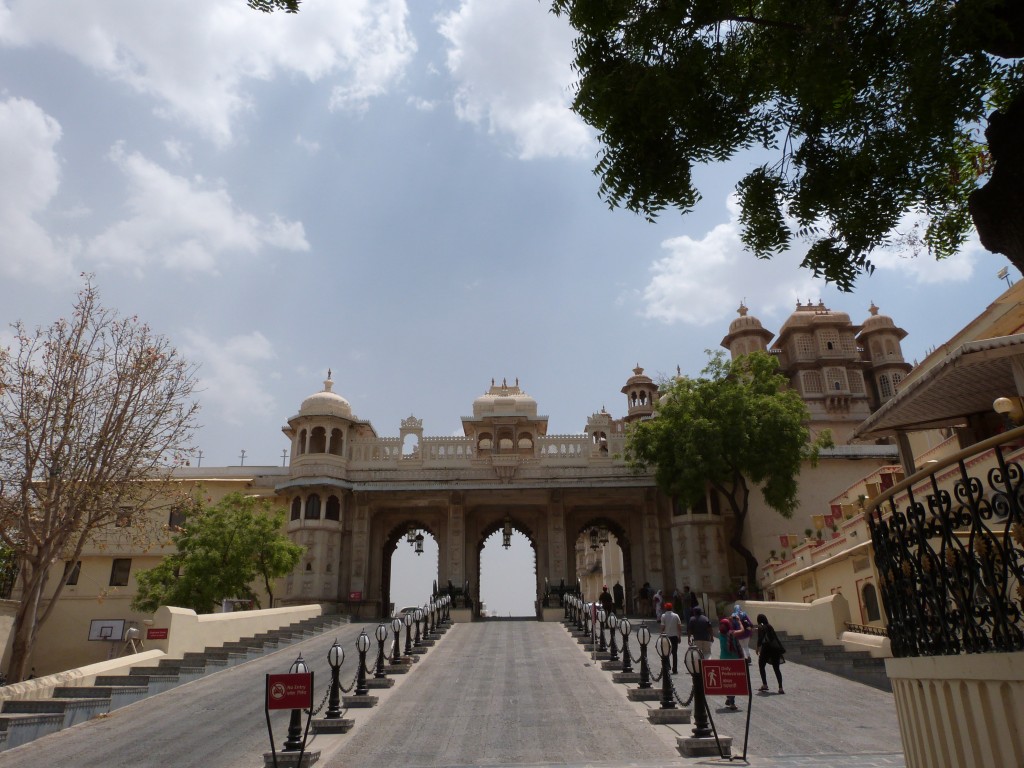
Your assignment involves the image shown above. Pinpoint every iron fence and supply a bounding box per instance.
[868,427,1024,658]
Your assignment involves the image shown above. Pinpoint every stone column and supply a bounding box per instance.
[446,492,465,592]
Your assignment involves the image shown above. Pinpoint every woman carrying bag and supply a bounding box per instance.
[755,613,786,694]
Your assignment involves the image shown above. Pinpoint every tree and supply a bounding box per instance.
[625,351,830,588]
[0,277,199,682]
[132,493,304,615]
[551,1,1024,289]
[247,0,299,12]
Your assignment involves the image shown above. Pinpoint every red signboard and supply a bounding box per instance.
[146,628,169,640]
[266,673,313,711]
[349,591,362,601]
[702,659,749,696]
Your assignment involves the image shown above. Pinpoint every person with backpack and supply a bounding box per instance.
[730,605,753,660]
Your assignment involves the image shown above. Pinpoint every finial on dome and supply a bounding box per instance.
[737,302,748,317]
[515,377,519,387]
[323,369,334,392]
[676,365,682,377]
[491,378,495,387]
[869,302,879,316]
[327,368,332,379]
[633,364,644,375]
[502,377,507,388]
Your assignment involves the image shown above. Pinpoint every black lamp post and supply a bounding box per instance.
[355,630,370,696]
[684,643,712,738]
[576,597,585,632]
[373,622,389,678]
[413,608,423,647]
[619,617,633,673]
[637,622,652,689]
[656,633,676,709]
[391,617,403,664]
[607,613,619,662]
[404,612,413,655]
[325,639,344,719]
[283,654,309,751]
[597,607,607,652]
[428,602,436,634]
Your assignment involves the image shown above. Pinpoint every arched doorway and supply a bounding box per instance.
[475,517,537,618]
[574,518,632,613]
[382,521,439,618]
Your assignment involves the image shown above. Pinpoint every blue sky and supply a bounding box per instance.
[0,1,1015,614]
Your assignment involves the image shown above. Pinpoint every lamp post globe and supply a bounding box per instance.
[607,613,619,661]
[656,634,676,709]
[404,611,413,654]
[391,617,404,664]
[373,622,389,678]
[354,630,370,696]
[283,654,310,751]
[637,623,652,689]
[619,617,633,673]
[326,639,344,719]
[596,607,607,652]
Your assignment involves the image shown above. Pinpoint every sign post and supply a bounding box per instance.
[265,671,314,768]
[702,658,752,760]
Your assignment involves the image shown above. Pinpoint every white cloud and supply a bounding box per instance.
[294,134,320,155]
[0,1,416,144]
[182,329,276,426]
[438,0,592,160]
[0,96,76,282]
[85,143,309,275]
[640,196,980,327]
[407,96,436,112]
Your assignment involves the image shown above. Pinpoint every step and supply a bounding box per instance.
[2,697,110,728]
[0,712,65,751]
[54,685,145,711]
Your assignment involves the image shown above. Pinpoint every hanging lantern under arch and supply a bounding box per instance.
[589,527,599,551]
[414,532,424,555]
[598,526,610,546]
[502,516,512,549]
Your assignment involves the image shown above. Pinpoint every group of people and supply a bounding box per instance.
[655,596,786,711]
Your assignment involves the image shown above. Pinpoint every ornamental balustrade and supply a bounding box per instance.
[867,425,1024,658]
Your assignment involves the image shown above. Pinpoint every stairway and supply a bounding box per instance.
[775,631,891,692]
[0,613,349,752]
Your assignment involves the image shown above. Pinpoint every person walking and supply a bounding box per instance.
[599,585,614,616]
[755,613,785,694]
[717,617,741,711]
[686,605,713,660]
[659,602,683,674]
[612,581,624,613]
[653,589,664,620]
[730,605,753,660]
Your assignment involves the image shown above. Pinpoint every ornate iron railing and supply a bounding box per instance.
[844,621,888,637]
[867,426,1024,658]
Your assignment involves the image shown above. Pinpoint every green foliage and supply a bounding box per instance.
[626,351,831,584]
[551,0,1024,289]
[132,493,304,614]
[247,0,299,12]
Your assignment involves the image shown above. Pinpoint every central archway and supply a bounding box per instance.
[382,520,439,618]
[475,517,538,618]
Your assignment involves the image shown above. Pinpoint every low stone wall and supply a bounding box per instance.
[740,594,851,644]
[0,650,167,703]
[145,604,323,659]
[886,652,1024,768]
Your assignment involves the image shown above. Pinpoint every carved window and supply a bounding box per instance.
[892,372,903,391]
[310,426,327,453]
[825,367,847,391]
[297,429,307,455]
[885,339,897,357]
[802,371,824,394]
[819,330,840,353]
[518,432,533,449]
[291,497,301,521]
[879,375,893,399]
[848,370,865,394]
[305,494,321,520]
[478,432,493,450]
[329,428,344,456]
[326,495,341,521]
[795,334,814,358]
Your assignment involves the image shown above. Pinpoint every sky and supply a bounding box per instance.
[0,0,1017,615]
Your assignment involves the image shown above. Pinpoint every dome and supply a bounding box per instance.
[621,364,655,393]
[472,378,538,418]
[721,303,774,349]
[860,302,897,333]
[299,376,352,419]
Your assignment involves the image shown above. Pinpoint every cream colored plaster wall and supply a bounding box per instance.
[887,652,1024,768]
[0,599,16,673]
[0,650,166,703]
[739,594,851,645]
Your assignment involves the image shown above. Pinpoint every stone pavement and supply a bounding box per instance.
[322,620,906,767]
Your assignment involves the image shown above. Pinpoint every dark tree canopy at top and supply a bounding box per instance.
[248,0,299,13]
[551,0,1024,290]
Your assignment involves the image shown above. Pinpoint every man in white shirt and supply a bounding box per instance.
[659,602,683,674]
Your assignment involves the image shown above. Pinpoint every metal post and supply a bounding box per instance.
[619,618,633,673]
[283,654,309,751]
[404,612,413,655]
[355,631,370,696]
[607,613,619,662]
[391,617,403,664]
[657,634,676,709]
[326,640,344,719]
[413,608,423,647]
[684,643,712,738]
[597,608,607,652]
[637,623,652,689]
[374,623,388,678]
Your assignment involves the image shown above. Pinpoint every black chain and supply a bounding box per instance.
[338,668,359,694]
[306,682,331,716]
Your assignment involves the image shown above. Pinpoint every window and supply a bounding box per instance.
[861,582,881,622]
[326,495,341,521]
[879,374,893,399]
[168,505,187,531]
[305,494,321,520]
[109,558,132,587]
[802,371,824,394]
[65,560,81,586]
[116,506,133,527]
[291,498,301,521]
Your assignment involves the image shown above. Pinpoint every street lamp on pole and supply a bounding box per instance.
[391,616,404,664]
[283,654,309,751]
[637,623,652,689]
[404,611,413,655]
[607,612,619,662]
[373,622,389,678]
[325,639,344,719]
[355,630,370,696]
[619,617,633,673]
[684,643,712,738]
[656,633,676,709]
